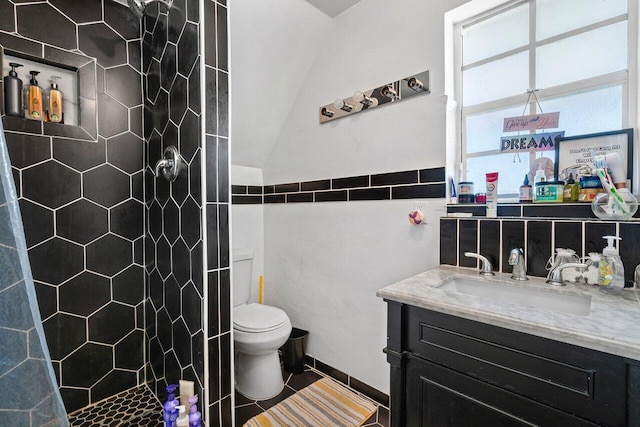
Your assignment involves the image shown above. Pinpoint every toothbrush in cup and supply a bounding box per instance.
[591,151,630,216]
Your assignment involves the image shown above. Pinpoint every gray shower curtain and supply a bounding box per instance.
[0,118,69,426]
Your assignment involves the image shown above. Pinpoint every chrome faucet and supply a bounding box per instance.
[464,252,495,276]
[508,248,527,281]
[546,263,587,286]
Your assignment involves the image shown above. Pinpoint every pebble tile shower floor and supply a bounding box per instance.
[67,386,162,426]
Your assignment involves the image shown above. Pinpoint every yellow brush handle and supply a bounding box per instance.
[259,275,264,304]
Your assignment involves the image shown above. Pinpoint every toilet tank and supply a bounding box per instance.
[233,249,254,306]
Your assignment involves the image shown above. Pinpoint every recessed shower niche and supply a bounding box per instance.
[0,33,97,141]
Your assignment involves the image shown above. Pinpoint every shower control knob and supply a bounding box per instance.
[154,146,183,182]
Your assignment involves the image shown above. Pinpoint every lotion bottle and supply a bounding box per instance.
[24,71,44,120]
[598,235,624,294]
[3,62,24,117]
[533,167,546,201]
[45,76,63,123]
[176,405,188,427]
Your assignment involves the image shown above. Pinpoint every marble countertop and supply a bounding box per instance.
[377,266,640,361]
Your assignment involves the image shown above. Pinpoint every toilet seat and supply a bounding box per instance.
[234,303,288,333]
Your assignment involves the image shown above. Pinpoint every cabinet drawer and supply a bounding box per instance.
[405,306,627,427]
[405,355,599,427]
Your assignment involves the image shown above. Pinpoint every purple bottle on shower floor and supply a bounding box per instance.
[188,395,201,427]
[164,384,179,427]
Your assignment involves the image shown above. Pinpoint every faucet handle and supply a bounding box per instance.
[464,252,495,276]
[634,265,640,288]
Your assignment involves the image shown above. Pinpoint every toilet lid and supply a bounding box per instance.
[234,303,288,333]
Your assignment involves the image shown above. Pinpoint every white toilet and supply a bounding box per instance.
[233,250,292,400]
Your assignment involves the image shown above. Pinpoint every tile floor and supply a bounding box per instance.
[235,366,389,427]
[67,367,389,426]
[67,385,162,426]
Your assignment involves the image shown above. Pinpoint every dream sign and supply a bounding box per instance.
[500,131,565,153]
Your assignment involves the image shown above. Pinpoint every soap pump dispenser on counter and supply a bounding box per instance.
[598,235,624,295]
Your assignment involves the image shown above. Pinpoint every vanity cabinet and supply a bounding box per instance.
[385,301,640,427]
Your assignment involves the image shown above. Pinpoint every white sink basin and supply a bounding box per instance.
[439,277,592,316]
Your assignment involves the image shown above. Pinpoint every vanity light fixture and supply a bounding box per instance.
[353,90,374,107]
[407,77,427,92]
[318,69,430,124]
[333,98,353,112]
[381,85,398,100]
[321,107,334,118]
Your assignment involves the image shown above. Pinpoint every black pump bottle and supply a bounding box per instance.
[4,62,24,117]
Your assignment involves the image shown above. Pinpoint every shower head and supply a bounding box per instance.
[127,0,173,19]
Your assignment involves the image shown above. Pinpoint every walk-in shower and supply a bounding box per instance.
[127,0,174,18]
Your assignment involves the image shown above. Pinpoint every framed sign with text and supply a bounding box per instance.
[554,129,634,183]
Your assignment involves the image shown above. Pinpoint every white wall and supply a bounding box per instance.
[229,0,331,168]
[264,200,445,393]
[230,165,264,303]
[261,0,470,393]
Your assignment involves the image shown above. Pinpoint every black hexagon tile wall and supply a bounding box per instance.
[0,0,231,424]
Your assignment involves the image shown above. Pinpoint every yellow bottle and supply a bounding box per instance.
[46,76,64,123]
[563,173,579,202]
[24,70,43,120]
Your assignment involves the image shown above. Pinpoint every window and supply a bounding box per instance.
[456,0,635,198]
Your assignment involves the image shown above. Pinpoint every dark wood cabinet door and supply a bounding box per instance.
[405,355,600,427]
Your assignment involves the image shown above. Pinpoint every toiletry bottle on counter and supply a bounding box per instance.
[45,76,63,123]
[519,174,532,203]
[458,182,474,203]
[533,167,546,202]
[4,62,24,117]
[598,235,624,294]
[485,172,498,217]
[563,173,579,201]
[24,71,44,120]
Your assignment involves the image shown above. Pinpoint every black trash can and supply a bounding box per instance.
[281,328,309,374]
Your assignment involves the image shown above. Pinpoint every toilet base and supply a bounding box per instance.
[235,350,284,400]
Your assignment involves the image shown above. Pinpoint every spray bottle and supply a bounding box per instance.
[598,235,624,295]
[164,384,179,427]
[188,395,202,427]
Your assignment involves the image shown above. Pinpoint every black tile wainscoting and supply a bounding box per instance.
[1,1,144,413]
[231,167,446,204]
[441,217,640,287]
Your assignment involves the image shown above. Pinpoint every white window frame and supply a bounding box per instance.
[444,0,639,199]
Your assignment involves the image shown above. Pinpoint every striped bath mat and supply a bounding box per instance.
[243,378,377,427]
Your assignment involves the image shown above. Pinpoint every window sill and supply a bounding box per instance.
[446,202,640,221]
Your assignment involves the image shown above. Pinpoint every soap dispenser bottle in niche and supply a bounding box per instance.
[598,235,624,294]
[24,71,44,120]
[4,62,24,117]
[45,76,63,123]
